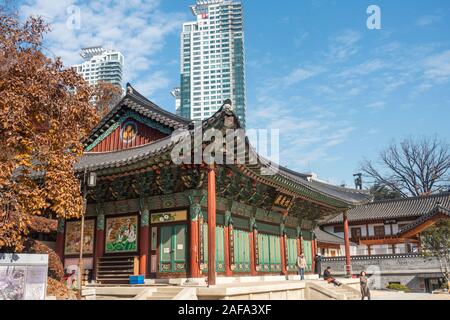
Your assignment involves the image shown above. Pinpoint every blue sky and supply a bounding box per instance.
[16,0,450,187]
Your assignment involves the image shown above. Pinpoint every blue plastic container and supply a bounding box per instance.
[129,275,145,285]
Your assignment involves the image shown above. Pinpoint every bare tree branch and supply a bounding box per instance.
[361,136,450,197]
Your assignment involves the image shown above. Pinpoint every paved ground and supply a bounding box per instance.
[370,290,450,300]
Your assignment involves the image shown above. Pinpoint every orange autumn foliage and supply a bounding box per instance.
[0,11,100,251]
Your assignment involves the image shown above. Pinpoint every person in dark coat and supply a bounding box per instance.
[360,271,371,300]
[323,267,342,286]
[314,253,322,277]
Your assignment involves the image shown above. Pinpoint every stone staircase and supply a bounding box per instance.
[96,255,138,285]
[306,281,361,300]
[146,287,184,300]
[327,284,360,300]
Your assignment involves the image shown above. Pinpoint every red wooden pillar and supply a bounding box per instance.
[189,205,200,278]
[311,234,317,273]
[207,165,217,286]
[55,219,65,261]
[223,212,232,276]
[249,223,258,276]
[139,210,149,277]
[297,226,303,255]
[280,233,288,276]
[343,211,352,277]
[94,214,105,281]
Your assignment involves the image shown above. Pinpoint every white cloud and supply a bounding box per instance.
[293,31,309,48]
[417,14,442,27]
[327,30,361,62]
[366,101,386,110]
[283,66,326,86]
[248,93,355,170]
[19,0,186,96]
[336,59,386,79]
[423,50,450,83]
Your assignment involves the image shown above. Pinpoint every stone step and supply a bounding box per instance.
[156,287,183,293]
[147,293,175,300]
[97,264,134,269]
[99,255,136,260]
[96,277,130,281]
[147,296,173,300]
[97,272,132,277]
[97,269,134,274]
[98,260,134,265]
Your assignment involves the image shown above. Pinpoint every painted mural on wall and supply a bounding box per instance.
[64,220,95,255]
[105,216,138,253]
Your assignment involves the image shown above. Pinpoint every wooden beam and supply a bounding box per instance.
[360,238,417,245]
[401,216,446,238]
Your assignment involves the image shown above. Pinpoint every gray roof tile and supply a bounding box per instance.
[323,192,450,224]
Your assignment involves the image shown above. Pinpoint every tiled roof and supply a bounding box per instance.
[75,134,179,172]
[83,83,189,148]
[314,227,357,246]
[76,84,372,207]
[273,169,371,206]
[322,192,450,224]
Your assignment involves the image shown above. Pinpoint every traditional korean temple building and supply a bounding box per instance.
[55,84,370,284]
[320,192,450,256]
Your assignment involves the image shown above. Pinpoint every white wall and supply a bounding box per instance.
[322,220,419,256]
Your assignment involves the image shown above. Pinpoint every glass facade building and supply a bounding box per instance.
[178,0,246,127]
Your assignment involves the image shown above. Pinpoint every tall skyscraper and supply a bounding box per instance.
[73,46,124,88]
[178,0,246,127]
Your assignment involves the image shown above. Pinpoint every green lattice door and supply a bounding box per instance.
[302,240,312,272]
[286,237,298,272]
[257,233,281,273]
[201,224,225,272]
[159,224,187,273]
[233,229,250,272]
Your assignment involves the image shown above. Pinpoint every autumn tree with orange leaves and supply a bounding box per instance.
[94,81,123,117]
[0,9,99,255]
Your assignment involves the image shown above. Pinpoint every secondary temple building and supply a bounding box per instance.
[55,84,370,284]
[321,192,450,256]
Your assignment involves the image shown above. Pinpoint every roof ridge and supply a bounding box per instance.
[366,191,450,206]
[126,83,190,124]
[309,178,371,195]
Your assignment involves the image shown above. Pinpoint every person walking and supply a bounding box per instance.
[360,271,371,300]
[314,253,322,278]
[297,254,307,280]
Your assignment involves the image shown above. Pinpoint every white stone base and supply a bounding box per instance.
[144,274,319,286]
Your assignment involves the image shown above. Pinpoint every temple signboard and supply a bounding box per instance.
[272,192,294,213]
[150,210,187,224]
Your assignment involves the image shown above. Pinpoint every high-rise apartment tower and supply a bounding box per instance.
[178,0,246,127]
[73,46,124,88]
